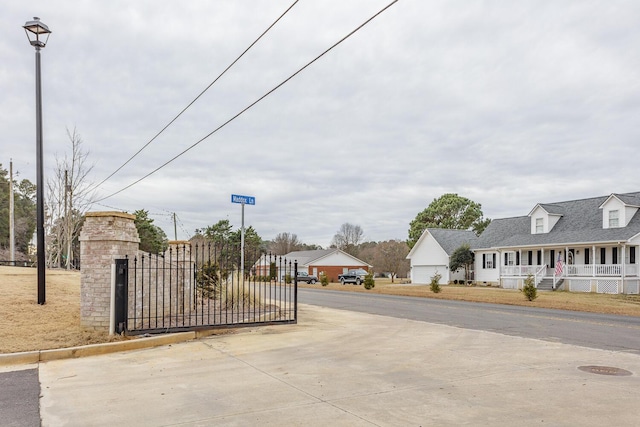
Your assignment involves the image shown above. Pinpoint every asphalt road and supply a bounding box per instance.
[298,287,640,355]
[0,368,40,427]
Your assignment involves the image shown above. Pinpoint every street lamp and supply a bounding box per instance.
[23,17,51,305]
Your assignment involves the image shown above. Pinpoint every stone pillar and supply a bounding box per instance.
[79,212,140,330]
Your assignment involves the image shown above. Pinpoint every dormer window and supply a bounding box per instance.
[609,210,619,227]
[535,218,543,233]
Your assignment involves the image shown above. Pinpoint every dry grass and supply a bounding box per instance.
[301,279,640,317]
[2,268,639,355]
[0,266,127,354]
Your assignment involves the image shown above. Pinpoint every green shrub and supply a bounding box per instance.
[284,274,293,284]
[364,272,375,290]
[522,274,538,301]
[320,273,329,286]
[196,262,220,299]
[430,272,442,293]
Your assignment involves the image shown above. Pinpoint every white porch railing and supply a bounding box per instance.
[502,266,538,276]
[534,265,546,288]
[503,264,637,278]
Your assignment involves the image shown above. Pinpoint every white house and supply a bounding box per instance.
[473,192,640,294]
[406,228,478,285]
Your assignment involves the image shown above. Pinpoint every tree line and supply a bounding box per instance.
[0,164,36,258]
[4,124,489,280]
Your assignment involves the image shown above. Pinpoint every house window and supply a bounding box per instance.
[600,248,606,264]
[535,218,543,233]
[612,247,618,264]
[609,210,619,228]
[631,247,636,264]
[505,252,515,266]
[483,254,495,269]
[537,250,542,266]
[585,248,590,264]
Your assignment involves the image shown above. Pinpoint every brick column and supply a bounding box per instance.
[79,212,140,330]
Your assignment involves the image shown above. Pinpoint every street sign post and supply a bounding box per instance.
[231,194,255,283]
[231,194,255,205]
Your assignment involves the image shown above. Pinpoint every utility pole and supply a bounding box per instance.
[9,160,15,264]
[63,170,67,268]
[64,169,72,269]
[173,212,177,241]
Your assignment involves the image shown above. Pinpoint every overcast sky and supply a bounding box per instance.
[2,1,639,247]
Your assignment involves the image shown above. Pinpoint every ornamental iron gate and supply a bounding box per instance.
[116,243,297,335]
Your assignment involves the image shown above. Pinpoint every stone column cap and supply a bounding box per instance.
[169,240,191,245]
[85,211,136,220]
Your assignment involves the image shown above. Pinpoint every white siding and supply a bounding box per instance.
[313,251,364,266]
[474,250,500,283]
[530,206,547,234]
[602,198,625,228]
[407,231,450,284]
[624,206,639,227]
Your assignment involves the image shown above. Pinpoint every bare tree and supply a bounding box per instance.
[372,240,410,282]
[46,127,95,268]
[331,223,364,256]
[269,232,302,255]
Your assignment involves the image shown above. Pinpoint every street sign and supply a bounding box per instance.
[231,194,255,205]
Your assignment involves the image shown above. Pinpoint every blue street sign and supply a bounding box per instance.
[231,194,255,205]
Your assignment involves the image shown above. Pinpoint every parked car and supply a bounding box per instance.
[338,269,368,285]
[282,271,318,284]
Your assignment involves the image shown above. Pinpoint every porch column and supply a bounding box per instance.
[621,245,626,293]
[518,249,522,275]
[592,245,596,277]
[541,248,545,274]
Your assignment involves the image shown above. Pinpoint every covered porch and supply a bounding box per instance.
[499,244,640,294]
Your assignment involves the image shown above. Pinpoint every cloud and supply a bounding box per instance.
[3,0,639,247]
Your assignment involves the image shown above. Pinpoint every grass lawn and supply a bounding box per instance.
[2,267,639,354]
[300,278,640,317]
[0,266,127,354]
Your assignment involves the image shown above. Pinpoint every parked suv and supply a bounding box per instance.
[338,269,368,285]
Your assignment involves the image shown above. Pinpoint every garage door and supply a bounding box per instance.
[411,266,446,284]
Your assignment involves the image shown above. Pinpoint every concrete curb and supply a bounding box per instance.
[0,332,198,367]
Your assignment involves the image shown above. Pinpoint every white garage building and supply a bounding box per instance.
[406,228,478,285]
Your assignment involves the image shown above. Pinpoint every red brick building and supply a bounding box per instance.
[284,249,372,282]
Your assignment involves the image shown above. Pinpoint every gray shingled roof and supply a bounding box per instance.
[538,203,564,215]
[475,192,640,249]
[283,249,335,266]
[281,249,371,267]
[427,228,479,255]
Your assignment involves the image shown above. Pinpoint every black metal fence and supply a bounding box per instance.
[117,243,297,335]
[0,260,33,267]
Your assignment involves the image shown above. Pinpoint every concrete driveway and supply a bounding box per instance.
[25,305,640,425]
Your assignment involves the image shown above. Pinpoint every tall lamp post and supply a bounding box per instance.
[23,17,51,305]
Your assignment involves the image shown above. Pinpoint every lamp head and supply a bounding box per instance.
[23,17,51,48]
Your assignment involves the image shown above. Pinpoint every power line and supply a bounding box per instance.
[94,202,128,212]
[90,0,301,193]
[94,0,399,203]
